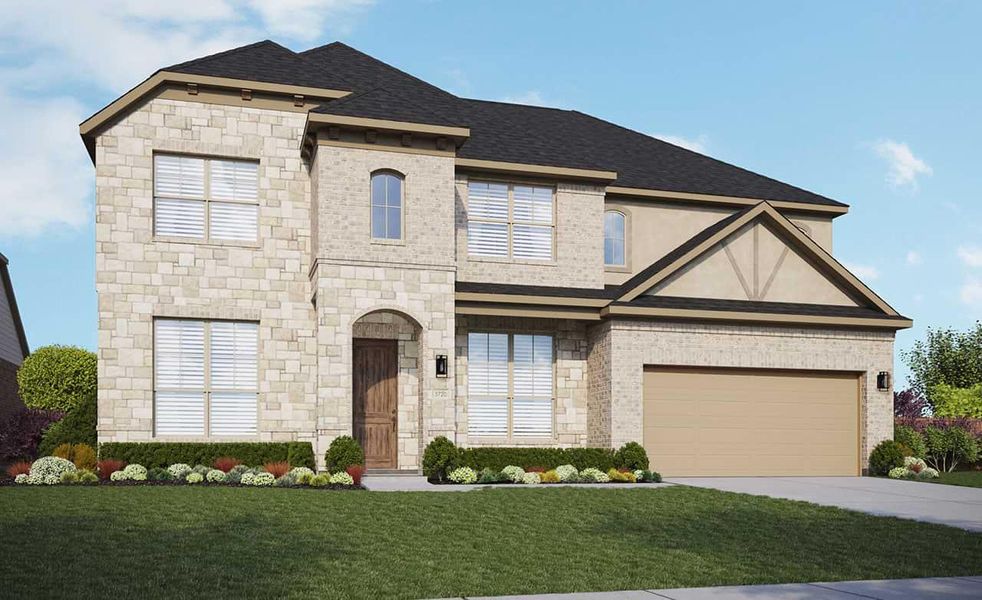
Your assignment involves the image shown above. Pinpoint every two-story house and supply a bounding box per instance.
[81,41,910,476]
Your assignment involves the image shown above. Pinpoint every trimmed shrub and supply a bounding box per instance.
[121,464,148,481]
[97,459,126,481]
[6,461,32,478]
[98,442,314,469]
[614,442,649,470]
[166,463,193,481]
[456,446,616,472]
[148,467,171,482]
[448,467,477,484]
[635,469,662,483]
[555,464,578,482]
[287,441,316,470]
[291,467,315,485]
[329,471,354,485]
[477,467,504,484]
[324,436,365,473]
[869,440,907,476]
[37,391,96,457]
[226,464,249,484]
[186,472,203,484]
[52,443,97,471]
[0,407,63,463]
[346,465,364,486]
[924,425,979,472]
[61,470,79,484]
[206,469,227,483]
[894,425,928,459]
[310,473,331,487]
[251,472,275,486]
[578,467,609,483]
[77,470,98,484]
[500,465,525,483]
[422,436,459,482]
[263,461,291,478]
[16,345,96,412]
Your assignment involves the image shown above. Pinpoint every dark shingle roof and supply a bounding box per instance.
[165,40,354,91]
[312,87,464,127]
[614,295,909,321]
[169,40,847,208]
[456,281,617,299]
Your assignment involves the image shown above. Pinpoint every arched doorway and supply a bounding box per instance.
[351,309,423,470]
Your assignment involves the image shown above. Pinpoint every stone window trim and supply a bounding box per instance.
[152,317,261,441]
[465,329,557,443]
[466,180,557,263]
[369,169,406,244]
[151,151,261,246]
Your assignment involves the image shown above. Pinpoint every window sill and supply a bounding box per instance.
[467,255,557,267]
[151,435,261,442]
[466,436,557,446]
[152,236,261,249]
[371,238,406,246]
[604,264,630,273]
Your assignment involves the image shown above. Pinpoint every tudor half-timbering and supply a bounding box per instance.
[82,41,910,475]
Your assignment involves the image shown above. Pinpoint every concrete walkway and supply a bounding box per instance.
[362,475,673,492]
[441,576,982,599]
[665,476,982,532]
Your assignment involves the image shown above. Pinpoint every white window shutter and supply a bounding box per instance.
[154,155,205,198]
[155,198,205,238]
[209,322,258,436]
[512,225,553,260]
[467,222,509,257]
[209,202,258,241]
[154,320,205,435]
[512,186,553,223]
[467,333,509,436]
[210,160,258,202]
[512,334,553,437]
[467,182,509,220]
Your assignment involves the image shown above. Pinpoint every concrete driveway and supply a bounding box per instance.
[665,476,982,532]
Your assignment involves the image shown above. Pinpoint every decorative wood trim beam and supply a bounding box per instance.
[602,304,912,329]
[308,113,470,138]
[455,291,610,308]
[606,185,850,216]
[455,158,618,182]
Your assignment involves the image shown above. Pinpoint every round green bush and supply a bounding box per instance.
[37,391,97,457]
[324,435,365,473]
[868,440,907,476]
[894,425,927,459]
[614,442,649,470]
[422,436,459,482]
[16,345,96,412]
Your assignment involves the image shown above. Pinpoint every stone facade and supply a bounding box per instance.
[589,320,895,465]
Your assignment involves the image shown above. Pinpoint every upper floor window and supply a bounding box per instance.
[604,210,626,266]
[154,154,258,242]
[371,171,403,240]
[154,318,258,437]
[467,181,554,261]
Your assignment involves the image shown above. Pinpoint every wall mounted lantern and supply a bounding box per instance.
[876,371,890,391]
[435,355,448,378]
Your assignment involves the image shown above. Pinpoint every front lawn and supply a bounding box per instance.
[930,470,982,488]
[1,486,980,599]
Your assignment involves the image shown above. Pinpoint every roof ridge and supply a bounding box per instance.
[463,97,574,112]
[165,39,286,71]
[571,110,846,207]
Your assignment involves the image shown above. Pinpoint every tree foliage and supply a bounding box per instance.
[16,345,97,412]
[930,383,982,419]
[901,321,982,407]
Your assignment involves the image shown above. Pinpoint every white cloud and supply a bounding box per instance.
[961,277,982,306]
[499,91,548,106]
[0,1,374,239]
[843,262,880,281]
[654,134,709,154]
[905,250,923,266]
[957,245,982,267]
[246,0,374,42]
[872,139,932,189]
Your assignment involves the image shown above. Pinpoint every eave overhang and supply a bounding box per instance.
[606,186,850,216]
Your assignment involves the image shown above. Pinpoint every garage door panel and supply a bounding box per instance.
[643,367,859,477]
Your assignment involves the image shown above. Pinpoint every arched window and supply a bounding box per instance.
[371,171,403,240]
[604,210,626,266]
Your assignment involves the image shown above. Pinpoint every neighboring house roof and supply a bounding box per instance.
[0,252,29,361]
[83,40,847,209]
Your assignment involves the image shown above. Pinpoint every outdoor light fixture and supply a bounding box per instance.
[435,355,448,378]
[876,371,890,391]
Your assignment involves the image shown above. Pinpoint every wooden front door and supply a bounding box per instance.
[352,338,398,469]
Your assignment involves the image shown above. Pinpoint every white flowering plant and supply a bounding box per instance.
[167,463,192,481]
[251,472,275,486]
[110,470,127,482]
[888,456,940,480]
[122,464,148,481]
[29,456,76,483]
[448,467,477,484]
[329,471,354,485]
[186,472,204,484]
[14,474,27,484]
[240,472,256,486]
[555,464,578,482]
[206,469,227,483]
[578,467,610,483]
[288,467,315,484]
[521,472,541,485]
[501,465,525,483]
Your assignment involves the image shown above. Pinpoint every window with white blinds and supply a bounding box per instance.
[154,319,258,437]
[467,181,554,260]
[467,332,553,438]
[154,154,259,242]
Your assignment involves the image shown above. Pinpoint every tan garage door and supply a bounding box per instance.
[643,367,860,476]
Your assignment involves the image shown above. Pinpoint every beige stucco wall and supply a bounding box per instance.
[454,315,590,447]
[95,97,318,445]
[455,176,606,288]
[604,198,834,286]
[590,320,894,469]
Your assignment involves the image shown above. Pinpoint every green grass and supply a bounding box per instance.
[930,470,982,488]
[1,486,980,599]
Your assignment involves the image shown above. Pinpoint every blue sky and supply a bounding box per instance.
[1,1,980,387]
